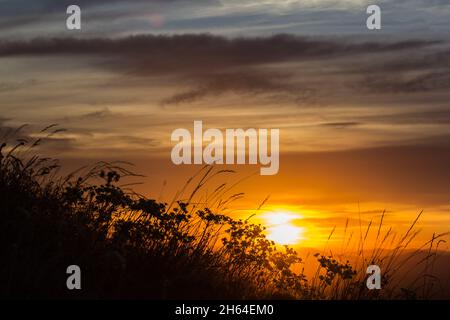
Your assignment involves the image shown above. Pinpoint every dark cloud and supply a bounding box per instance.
[350,47,450,95]
[369,49,450,73]
[320,122,360,128]
[0,35,440,62]
[362,109,450,125]
[38,136,77,152]
[77,108,113,120]
[361,71,450,94]
[113,135,158,148]
[162,70,317,105]
[0,34,444,104]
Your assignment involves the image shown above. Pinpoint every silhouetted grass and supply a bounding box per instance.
[0,126,448,299]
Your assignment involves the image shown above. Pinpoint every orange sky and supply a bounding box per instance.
[1,1,450,251]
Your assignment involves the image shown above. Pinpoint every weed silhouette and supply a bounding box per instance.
[0,126,448,299]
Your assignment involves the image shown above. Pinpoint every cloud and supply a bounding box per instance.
[361,71,450,94]
[0,34,444,104]
[76,107,114,120]
[1,33,450,159]
[320,122,360,128]
[0,34,439,62]
[0,0,213,36]
[359,109,450,125]
[0,79,38,93]
[367,49,450,73]
[161,70,317,105]
[2,0,450,40]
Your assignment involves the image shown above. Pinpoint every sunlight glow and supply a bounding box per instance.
[267,224,305,245]
[265,212,299,225]
[264,211,305,245]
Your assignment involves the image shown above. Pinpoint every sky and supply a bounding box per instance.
[1,0,450,249]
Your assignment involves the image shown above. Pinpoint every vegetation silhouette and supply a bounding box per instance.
[0,126,448,299]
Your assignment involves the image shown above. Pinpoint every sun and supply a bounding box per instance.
[267,224,305,245]
[264,211,305,245]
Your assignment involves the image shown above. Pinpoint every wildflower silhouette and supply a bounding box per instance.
[0,126,447,299]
